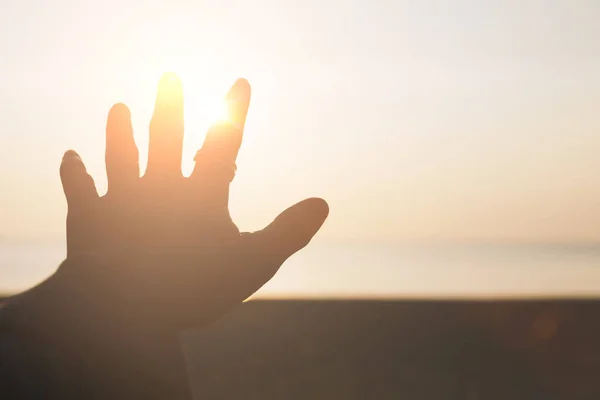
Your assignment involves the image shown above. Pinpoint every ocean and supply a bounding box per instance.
[2,241,600,299]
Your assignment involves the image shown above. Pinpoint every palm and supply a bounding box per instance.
[59,74,328,330]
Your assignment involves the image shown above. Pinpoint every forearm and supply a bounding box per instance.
[0,284,83,398]
[0,316,81,398]
[0,259,192,399]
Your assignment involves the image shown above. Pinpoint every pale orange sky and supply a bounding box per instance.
[1,1,600,244]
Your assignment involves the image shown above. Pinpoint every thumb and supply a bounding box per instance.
[247,197,329,265]
[205,198,328,310]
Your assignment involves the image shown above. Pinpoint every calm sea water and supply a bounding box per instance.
[2,241,600,298]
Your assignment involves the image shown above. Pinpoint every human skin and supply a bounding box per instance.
[0,74,329,398]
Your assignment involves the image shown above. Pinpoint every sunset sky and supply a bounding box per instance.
[1,1,600,244]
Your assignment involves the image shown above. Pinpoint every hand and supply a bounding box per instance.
[0,74,327,398]
[58,73,329,330]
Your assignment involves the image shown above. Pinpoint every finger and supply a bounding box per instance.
[226,77,252,130]
[162,199,327,326]
[245,197,329,267]
[146,73,184,179]
[192,78,251,180]
[105,103,139,193]
[60,150,99,210]
[205,78,251,160]
[211,198,328,305]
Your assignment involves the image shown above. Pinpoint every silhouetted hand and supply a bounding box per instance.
[0,74,328,399]
[59,73,328,330]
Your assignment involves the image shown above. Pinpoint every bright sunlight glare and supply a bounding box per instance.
[138,61,235,177]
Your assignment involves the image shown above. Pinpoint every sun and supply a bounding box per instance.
[180,79,235,177]
[141,60,238,176]
[200,96,232,126]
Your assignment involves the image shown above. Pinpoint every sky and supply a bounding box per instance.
[1,0,600,244]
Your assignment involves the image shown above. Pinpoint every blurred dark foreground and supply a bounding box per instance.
[2,298,600,399]
[182,299,600,400]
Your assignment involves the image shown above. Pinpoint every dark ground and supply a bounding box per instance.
[181,299,600,400]
[2,297,600,399]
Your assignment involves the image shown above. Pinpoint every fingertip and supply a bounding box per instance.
[152,72,184,116]
[107,102,133,137]
[107,103,132,136]
[234,78,251,94]
[287,198,329,230]
[223,78,251,133]
[160,71,182,83]
[271,197,329,242]
[60,150,84,173]
[157,72,183,95]
[59,149,98,205]
[62,149,81,161]
[304,197,329,221]
[228,78,251,101]
[108,102,131,119]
